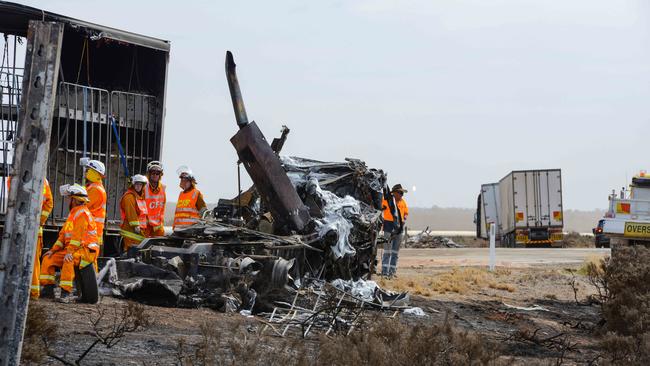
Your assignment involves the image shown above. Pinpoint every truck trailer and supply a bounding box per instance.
[0,1,169,253]
[475,183,501,240]
[498,169,564,247]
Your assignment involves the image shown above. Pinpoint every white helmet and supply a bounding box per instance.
[147,161,164,173]
[85,159,106,176]
[176,165,194,181]
[80,157,106,176]
[131,174,148,185]
[59,183,89,202]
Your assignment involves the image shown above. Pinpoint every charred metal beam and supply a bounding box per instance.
[225,52,312,233]
[230,122,311,232]
[271,125,290,154]
[225,50,249,129]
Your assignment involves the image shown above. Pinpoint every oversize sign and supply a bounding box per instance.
[623,222,650,238]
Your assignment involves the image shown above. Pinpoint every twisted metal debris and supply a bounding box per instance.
[95,52,411,321]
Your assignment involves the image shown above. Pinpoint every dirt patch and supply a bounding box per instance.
[24,260,614,365]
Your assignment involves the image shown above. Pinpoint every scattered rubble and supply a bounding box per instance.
[405,227,464,248]
[94,52,415,320]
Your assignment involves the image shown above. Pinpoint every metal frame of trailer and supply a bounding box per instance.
[0,1,169,251]
[498,169,564,247]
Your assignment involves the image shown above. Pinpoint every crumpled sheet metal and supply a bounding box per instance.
[308,178,359,259]
[330,278,410,308]
[281,157,384,262]
[98,155,388,314]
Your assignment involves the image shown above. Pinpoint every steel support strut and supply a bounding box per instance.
[0,21,62,366]
[225,51,312,232]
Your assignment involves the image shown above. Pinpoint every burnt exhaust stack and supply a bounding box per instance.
[225,50,249,129]
[225,51,312,233]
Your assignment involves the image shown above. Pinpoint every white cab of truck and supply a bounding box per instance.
[602,172,650,245]
[476,183,501,240]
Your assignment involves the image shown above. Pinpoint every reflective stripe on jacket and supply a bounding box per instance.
[120,188,148,230]
[86,181,107,224]
[145,183,166,228]
[53,205,98,253]
[8,177,53,225]
[174,188,201,229]
[382,198,409,222]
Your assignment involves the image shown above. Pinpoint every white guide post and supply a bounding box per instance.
[489,223,496,271]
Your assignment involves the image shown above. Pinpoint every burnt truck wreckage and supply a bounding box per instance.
[97,52,409,320]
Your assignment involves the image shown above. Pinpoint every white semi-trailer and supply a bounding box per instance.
[475,183,501,240]
[498,169,564,247]
[601,172,650,247]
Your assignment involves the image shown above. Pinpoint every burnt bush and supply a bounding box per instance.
[316,317,506,366]
[587,246,650,365]
[176,316,506,366]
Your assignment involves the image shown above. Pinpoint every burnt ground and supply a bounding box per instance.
[379,264,605,364]
[25,261,606,365]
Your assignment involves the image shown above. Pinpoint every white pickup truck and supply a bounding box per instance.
[602,172,650,247]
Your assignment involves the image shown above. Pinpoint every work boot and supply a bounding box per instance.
[41,285,56,299]
[57,290,75,303]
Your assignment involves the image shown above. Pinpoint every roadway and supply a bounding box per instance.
[397,248,610,268]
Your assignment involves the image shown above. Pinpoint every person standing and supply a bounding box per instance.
[173,166,207,230]
[381,184,409,277]
[119,175,148,251]
[40,184,99,301]
[7,176,53,298]
[144,161,166,237]
[84,160,107,251]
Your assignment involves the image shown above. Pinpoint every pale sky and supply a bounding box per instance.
[17,0,650,210]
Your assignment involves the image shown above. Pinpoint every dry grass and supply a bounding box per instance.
[175,316,508,366]
[562,232,594,248]
[379,267,516,295]
[577,255,606,276]
[581,246,650,365]
[488,282,516,292]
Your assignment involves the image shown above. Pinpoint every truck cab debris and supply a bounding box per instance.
[96,52,406,318]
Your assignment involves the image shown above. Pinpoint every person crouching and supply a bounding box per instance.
[40,184,99,302]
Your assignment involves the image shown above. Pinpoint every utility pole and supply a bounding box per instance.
[0,21,63,366]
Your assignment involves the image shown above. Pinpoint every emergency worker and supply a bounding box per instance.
[8,176,53,298]
[144,161,166,237]
[119,174,148,251]
[381,184,409,277]
[173,166,207,230]
[40,184,99,302]
[84,159,107,258]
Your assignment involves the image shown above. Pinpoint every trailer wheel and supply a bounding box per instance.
[75,265,99,304]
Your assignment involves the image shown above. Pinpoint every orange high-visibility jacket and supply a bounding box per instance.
[120,188,148,231]
[173,187,206,229]
[7,177,53,227]
[51,205,99,254]
[86,181,107,225]
[382,198,408,223]
[145,183,166,229]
